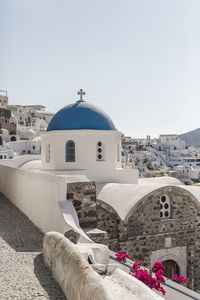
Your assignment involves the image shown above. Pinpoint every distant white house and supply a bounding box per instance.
[157,134,185,151]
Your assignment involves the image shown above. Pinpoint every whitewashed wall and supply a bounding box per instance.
[0,154,41,168]
[41,130,122,170]
[43,232,114,300]
[43,232,164,300]
[0,163,90,242]
[7,140,41,155]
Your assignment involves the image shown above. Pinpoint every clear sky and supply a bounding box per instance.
[1,0,200,138]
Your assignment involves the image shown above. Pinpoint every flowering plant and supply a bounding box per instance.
[130,261,166,295]
[115,251,130,263]
[172,274,190,286]
[115,251,190,295]
[115,252,166,295]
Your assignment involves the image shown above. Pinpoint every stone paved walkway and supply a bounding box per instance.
[0,193,66,300]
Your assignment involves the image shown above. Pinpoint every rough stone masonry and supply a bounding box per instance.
[67,182,200,292]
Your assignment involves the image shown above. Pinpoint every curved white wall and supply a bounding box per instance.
[0,154,41,168]
[0,163,91,243]
[43,232,114,300]
[43,232,164,300]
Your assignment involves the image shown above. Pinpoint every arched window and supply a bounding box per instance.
[10,136,16,142]
[162,260,179,279]
[96,141,105,161]
[160,194,171,220]
[66,140,75,162]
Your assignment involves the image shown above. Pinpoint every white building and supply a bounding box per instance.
[0,90,8,107]
[6,138,41,156]
[157,134,185,151]
[8,104,54,128]
[40,90,138,184]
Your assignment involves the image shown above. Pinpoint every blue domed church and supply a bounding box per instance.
[41,90,138,183]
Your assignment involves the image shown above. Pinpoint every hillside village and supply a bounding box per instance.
[0,90,54,158]
[122,134,200,184]
[0,89,200,300]
[2,1,200,299]
[2,90,200,185]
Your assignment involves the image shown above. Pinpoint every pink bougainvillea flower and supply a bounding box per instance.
[172,274,190,286]
[115,251,130,263]
[152,262,165,273]
[115,252,169,296]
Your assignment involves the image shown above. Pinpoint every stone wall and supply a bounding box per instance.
[68,182,200,291]
[96,201,120,239]
[0,122,16,135]
[67,182,109,245]
[85,228,109,246]
[67,182,97,228]
[117,187,200,291]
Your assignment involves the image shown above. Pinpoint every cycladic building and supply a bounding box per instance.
[40,89,138,183]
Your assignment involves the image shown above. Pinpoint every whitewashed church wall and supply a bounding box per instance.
[83,169,139,184]
[45,168,138,184]
[41,130,122,170]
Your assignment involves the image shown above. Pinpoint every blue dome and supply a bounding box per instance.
[128,149,134,154]
[47,100,117,131]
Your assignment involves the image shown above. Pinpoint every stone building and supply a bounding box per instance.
[0,91,17,146]
[67,177,200,292]
[0,91,8,107]
[0,107,17,145]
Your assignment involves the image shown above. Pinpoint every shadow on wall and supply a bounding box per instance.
[34,254,66,300]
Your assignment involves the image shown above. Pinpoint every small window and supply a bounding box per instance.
[10,136,16,142]
[160,195,170,220]
[97,141,105,161]
[33,145,35,150]
[66,140,75,162]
